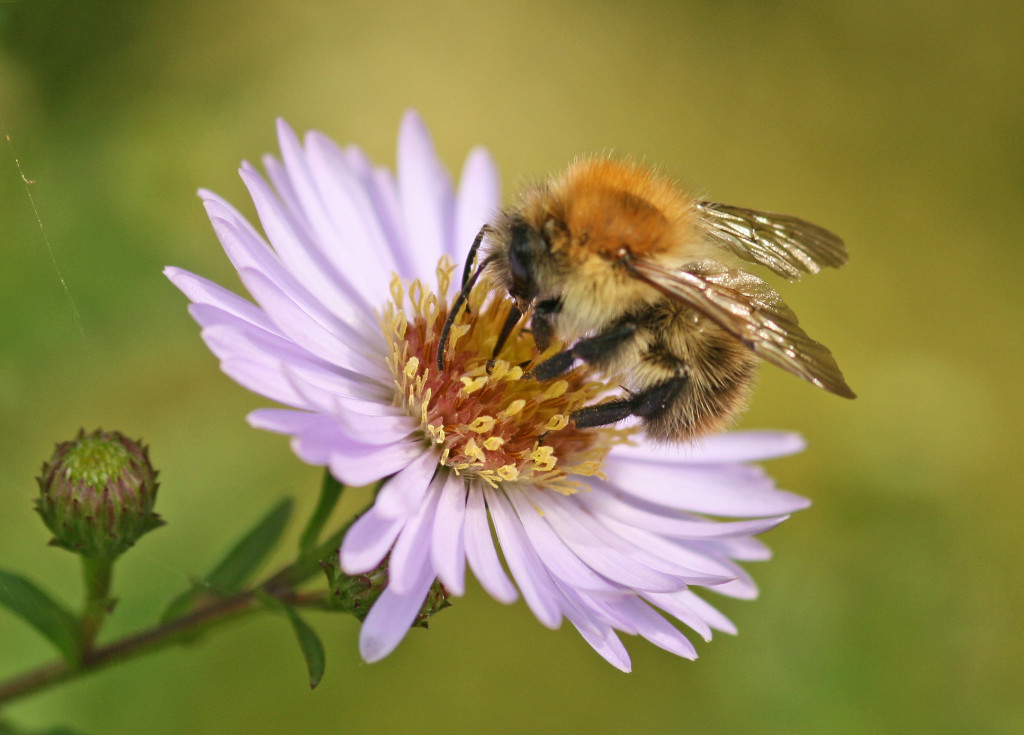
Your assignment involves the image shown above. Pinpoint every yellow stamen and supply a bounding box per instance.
[497,465,520,481]
[489,360,509,382]
[404,356,420,380]
[500,399,526,418]
[482,436,504,451]
[461,438,484,463]
[380,260,634,494]
[544,415,569,432]
[530,445,557,473]
[540,380,568,401]
[469,416,496,433]
[461,376,487,395]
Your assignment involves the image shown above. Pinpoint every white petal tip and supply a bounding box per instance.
[400,108,426,132]
[359,635,398,664]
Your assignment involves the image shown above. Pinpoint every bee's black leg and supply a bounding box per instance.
[570,376,687,429]
[570,397,636,428]
[531,321,636,381]
[490,305,523,363]
[628,376,688,420]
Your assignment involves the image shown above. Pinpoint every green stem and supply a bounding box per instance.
[79,556,114,653]
[0,532,344,707]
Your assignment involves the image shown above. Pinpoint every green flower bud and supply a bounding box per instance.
[36,429,164,559]
[322,554,450,628]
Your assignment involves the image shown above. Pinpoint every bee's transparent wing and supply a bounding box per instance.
[696,201,848,280]
[630,259,855,398]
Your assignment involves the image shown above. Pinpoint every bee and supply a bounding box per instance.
[437,157,855,442]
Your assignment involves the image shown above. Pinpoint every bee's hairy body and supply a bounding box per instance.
[443,156,854,443]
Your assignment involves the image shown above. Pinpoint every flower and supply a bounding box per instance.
[36,429,163,559]
[166,111,811,671]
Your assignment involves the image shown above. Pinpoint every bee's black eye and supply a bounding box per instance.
[508,245,531,294]
[507,221,544,301]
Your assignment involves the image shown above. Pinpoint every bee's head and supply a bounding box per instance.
[490,209,571,309]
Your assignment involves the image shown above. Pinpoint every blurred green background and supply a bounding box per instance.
[1,1,1021,733]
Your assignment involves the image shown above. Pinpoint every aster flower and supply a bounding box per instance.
[165,111,810,672]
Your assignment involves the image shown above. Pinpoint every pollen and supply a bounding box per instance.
[380,257,633,493]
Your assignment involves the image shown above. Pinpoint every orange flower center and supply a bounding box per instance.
[380,258,633,494]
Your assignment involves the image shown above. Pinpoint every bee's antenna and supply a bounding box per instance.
[437,226,493,371]
[460,225,492,293]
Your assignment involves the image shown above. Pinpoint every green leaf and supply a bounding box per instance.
[158,586,199,625]
[204,498,293,593]
[0,568,80,664]
[283,606,326,689]
[159,498,293,623]
[299,471,344,553]
[257,592,326,689]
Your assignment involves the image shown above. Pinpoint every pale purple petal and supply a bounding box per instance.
[340,508,404,574]
[275,119,398,289]
[272,414,353,465]
[560,597,632,672]
[333,410,418,447]
[388,477,442,595]
[304,131,416,283]
[247,407,329,436]
[370,166,404,254]
[373,450,439,520]
[235,266,387,380]
[238,165,377,322]
[602,457,811,516]
[201,201,292,296]
[334,143,406,266]
[249,408,425,488]
[288,426,348,466]
[397,110,455,277]
[214,357,310,408]
[611,430,806,464]
[573,623,632,671]
[431,473,468,595]
[199,322,387,411]
[359,559,435,663]
[198,337,360,412]
[676,589,738,635]
[165,267,279,333]
[505,489,623,593]
[453,146,500,263]
[259,147,389,316]
[196,315,373,389]
[641,591,714,642]
[485,486,563,629]
[579,486,790,539]
[464,486,517,604]
[532,490,732,587]
[613,596,697,659]
[710,535,773,562]
[709,573,760,600]
[554,583,626,635]
[584,518,743,582]
[328,439,426,488]
[261,153,305,238]
[282,141,400,299]
[200,200,384,362]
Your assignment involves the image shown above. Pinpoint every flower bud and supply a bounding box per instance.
[36,429,164,559]
[322,554,450,628]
